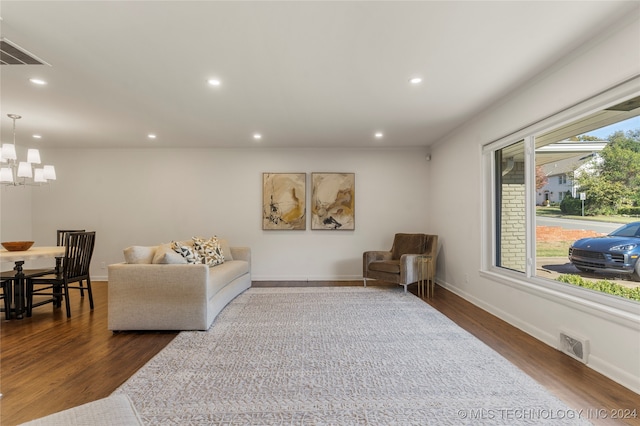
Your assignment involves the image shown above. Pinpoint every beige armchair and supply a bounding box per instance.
[363,233,438,293]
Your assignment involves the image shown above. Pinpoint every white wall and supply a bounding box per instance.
[1,147,431,280]
[1,185,32,241]
[428,14,640,392]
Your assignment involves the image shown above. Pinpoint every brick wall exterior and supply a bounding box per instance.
[500,161,526,272]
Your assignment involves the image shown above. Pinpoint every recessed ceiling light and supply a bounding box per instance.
[32,134,42,139]
[147,134,157,139]
[29,78,47,85]
[409,77,423,84]
[374,132,383,139]
[253,133,262,140]
[208,79,221,86]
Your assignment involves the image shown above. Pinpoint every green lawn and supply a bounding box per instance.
[537,241,571,257]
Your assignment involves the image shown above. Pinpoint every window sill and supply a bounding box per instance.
[480,268,640,329]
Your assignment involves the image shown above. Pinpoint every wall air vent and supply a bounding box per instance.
[559,330,589,364]
[0,38,48,65]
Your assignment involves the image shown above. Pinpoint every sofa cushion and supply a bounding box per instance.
[368,260,400,274]
[208,260,250,296]
[193,236,224,266]
[152,244,188,264]
[171,241,201,264]
[123,246,158,264]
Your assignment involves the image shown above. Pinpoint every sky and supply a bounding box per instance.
[581,115,640,139]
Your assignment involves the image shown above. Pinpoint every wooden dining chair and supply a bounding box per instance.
[26,231,96,318]
[56,229,86,296]
[0,279,11,320]
[57,229,85,246]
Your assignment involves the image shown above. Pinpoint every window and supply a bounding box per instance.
[484,79,640,307]
[558,174,567,185]
[494,140,526,273]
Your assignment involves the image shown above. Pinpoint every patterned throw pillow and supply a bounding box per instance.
[192,236,225,266]
[153,244,188,264]
[171,241,201,264]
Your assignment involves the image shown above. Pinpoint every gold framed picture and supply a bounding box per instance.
[311,173,355,230]
[262,173,306,230]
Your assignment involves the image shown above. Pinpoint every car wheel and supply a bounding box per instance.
[633,261,640,282]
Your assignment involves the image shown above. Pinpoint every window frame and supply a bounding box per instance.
[481,75,640,317]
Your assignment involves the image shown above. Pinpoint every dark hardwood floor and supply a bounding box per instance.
[1,281,638,425]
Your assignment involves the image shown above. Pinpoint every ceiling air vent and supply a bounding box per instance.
[0,38,48,65]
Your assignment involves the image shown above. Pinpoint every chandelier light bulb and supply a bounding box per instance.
[27,148,41,164]
[1,144,17,161]
[43,165,56,181]
[34,168,46,183]
[0,167,14,183]
[17,162,33,178]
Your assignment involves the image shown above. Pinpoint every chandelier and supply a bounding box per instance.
[0,114,56,186]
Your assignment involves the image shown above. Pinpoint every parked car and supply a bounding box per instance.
[568,221,640,281]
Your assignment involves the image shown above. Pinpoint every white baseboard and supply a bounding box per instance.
[437,278,640,395]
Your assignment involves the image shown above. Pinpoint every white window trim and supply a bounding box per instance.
[481,75,640,320]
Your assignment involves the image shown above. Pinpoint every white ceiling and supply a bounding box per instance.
[0,1,637,150]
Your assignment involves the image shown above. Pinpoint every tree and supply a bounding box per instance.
[600,130,640,206]
[574,129,640,214]
[568,135,602,141]
[535,165,548,191]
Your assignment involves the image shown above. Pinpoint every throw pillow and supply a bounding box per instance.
[171,241,200,264]
[192,236,224,266]
[123,246,158,264]
[153,244,188,264]
[218,238,233,261]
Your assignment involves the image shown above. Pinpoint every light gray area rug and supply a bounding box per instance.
[114,287,589,425]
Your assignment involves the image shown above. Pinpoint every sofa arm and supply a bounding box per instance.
[107,263,211,330]
[363,250,392,276]
[230,247,251,267]
[399,253,425,284]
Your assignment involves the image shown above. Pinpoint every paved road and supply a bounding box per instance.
[536,216,620,234]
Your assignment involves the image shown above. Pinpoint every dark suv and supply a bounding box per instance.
[569,221,640,282]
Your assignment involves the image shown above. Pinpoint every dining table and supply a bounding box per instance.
[0,246,65,319]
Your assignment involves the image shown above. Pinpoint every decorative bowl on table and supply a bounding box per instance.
[1,241,35,251]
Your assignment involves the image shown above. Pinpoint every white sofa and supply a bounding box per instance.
[108,239,250,331]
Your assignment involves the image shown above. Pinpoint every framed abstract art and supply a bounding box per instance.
[262,173,306,230]
[311,172,355,230]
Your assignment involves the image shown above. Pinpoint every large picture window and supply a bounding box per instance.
[484,81,640,308]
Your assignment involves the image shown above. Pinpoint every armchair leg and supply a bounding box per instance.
[402,284,407,293]
[363,278,367,288]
